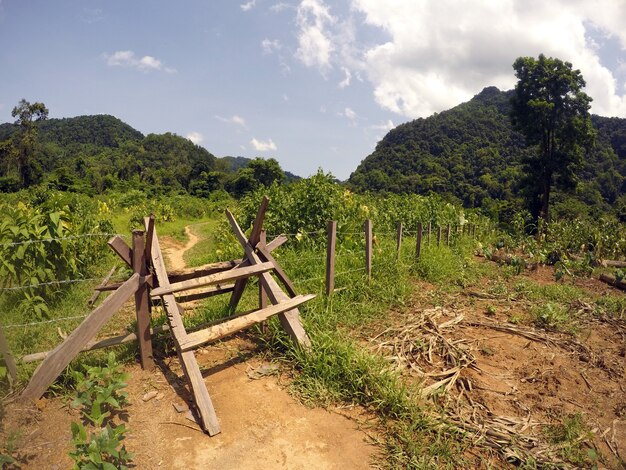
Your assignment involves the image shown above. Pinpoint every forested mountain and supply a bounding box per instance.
[349,87,626,220]
[0,114,292,196]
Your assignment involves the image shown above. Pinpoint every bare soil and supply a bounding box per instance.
[370,261,626,468]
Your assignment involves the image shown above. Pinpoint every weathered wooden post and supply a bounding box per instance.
[415,222,423,260]
[446,224,451,246]
[396,222,403,260]
[0,326,17,385]
[365,219,372,281]
[326,221,337,296]
[132,230,154,370]
[259,231,269,308]
[437,225,442,247]
[427,222,432,246]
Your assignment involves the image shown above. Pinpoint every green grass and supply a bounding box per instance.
[183,219,220,267]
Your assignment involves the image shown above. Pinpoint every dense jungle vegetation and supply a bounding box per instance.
[349,86,626,223]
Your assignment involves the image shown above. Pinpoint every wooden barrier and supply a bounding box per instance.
[416,222,422,259]
[365,219,373,281]
[396,222,403,260]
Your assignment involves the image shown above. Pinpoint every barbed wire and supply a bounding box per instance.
[1,313,89,329]
[0,233,123,248]
[0,277,103,292]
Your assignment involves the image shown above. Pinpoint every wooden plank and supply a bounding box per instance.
[365,219,372,281]
[249,196,269,247]
[87,266,116,307]
[166,284,235,304]
[21,274,140,401]
[396,222,403,261]
[21,324,171,364]
[181,294,316,351]
[132,230,153,370]
[326,221,337,296]
[168,260,242,283]
[108,235,132,267]
[148,226,220,436]
[259,231,269,310]
[0,326,17,385]
[226,209,311,349]
[416,222,423,260]
[151,262,274,297]
[266,234,287,252]
[257,245,297,297]
[144,215,155,264]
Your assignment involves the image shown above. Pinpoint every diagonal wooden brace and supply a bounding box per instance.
[226,207,311,349]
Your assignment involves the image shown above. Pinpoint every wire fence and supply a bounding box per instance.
[0,220,485,362]
[0,232,124,248]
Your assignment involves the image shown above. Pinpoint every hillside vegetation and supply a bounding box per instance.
[349,87,626,222]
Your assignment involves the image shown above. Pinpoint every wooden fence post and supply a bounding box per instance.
[396,222,403,260]
[416,222,423,260]
[259,231,269,308]
[446,224,451,246]
[427,222,432,246]
[437,225,442,247]
[132,230,154,370]
[365,219,372,281]
[326,221,337,296]
[0,326,17,385]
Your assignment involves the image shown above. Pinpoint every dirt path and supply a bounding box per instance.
[161,225,199,271]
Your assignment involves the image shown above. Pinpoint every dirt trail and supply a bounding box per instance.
[1,225,377,469]
[161,225,199,271]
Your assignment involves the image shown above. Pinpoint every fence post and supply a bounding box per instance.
[0,326,17,385]
[259,230,269,308]
[446,224,451,246]
[427,222,432,246]
[326,221,337,296]
[437,225,442,247]
[396,222,403,260]
[132,230,154,370]
[416,222,423,260]
[365,219,372,281]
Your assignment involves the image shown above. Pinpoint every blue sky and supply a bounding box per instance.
[1,0,625,180]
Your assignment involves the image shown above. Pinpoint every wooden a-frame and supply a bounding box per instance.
[20,197,314,438]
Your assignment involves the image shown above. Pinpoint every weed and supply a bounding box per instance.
[532,302,573,331]
[71,352,129,426]
[69,422,133,470]
[0,431,19,467]
[544,413,597,467]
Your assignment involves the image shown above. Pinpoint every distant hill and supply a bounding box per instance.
[349,86,626,219]
[0,114,300,194]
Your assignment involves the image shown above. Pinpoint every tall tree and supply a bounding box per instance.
[11,99,49,187]
[511,55,595,224]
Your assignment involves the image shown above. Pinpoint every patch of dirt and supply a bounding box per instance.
[372,269,626,468]
[2,336,377,469]
[160,225,199,271]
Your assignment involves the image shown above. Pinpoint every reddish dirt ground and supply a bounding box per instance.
[1,336,377,469]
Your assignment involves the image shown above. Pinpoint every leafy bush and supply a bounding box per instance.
[71,352,129,426]
[69,423,133,470]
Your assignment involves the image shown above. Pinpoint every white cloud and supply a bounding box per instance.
[271,2,292,13]
[104,50,176,73]
[186,132,204,145]
[338,67,351,88]
[262,38,282,55]
[343,107,357,120]
[295,0,336,69]
[240,0,256,11]
[251,138,277,151]
[371,119,395,132]
[348,0,626,117]
[215,114,247,128]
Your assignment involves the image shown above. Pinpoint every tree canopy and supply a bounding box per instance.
[511,54,596,223]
